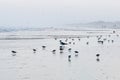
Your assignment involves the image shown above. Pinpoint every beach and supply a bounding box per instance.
[0,29,120,80]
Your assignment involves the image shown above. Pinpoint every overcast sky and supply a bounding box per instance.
[0,0,120,27]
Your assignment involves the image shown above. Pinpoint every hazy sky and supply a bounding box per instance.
[0,0,120,27]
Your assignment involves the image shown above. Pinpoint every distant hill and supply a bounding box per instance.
[65,21,120,29]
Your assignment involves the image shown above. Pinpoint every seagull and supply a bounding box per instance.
[75,51,79,57]
[11,50,17,53]
[59,46,64,50]
[68,48,72,52]
[68,55,71,62]
[68,55,71,58]
[11,50,17,56]
[42,46,46,49]
[52,50,56,54]
[60,40,67,45]
[74,51,79,53]
[96,54,100,57]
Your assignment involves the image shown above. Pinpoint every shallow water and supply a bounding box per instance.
[0,31,120,80]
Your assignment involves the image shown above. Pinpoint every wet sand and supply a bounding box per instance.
[0,30,120,80]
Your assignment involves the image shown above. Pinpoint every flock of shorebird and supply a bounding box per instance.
[11,30,118,62]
